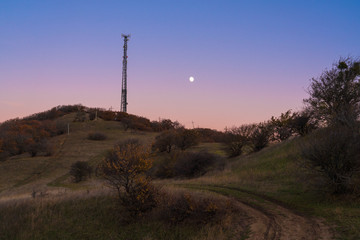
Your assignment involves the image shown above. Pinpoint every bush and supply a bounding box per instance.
[173,151,224,178]
[87,132,107,141]
[152,130,177,153]
[69,161,93,183]
[301,126,360,194]
[222,132,248,158]
[73,111,86,122]
[174,129,199,150]
[27,139,54,157]
[98,139,157,216]
[153,190,241,225]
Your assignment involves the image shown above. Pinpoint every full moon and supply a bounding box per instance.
[189,76,195,82]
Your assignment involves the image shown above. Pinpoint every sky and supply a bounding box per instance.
[1,0,360,130]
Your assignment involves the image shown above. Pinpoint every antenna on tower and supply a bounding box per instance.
[121,34,130,112]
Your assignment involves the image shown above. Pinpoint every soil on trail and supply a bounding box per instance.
[195,185,334,240]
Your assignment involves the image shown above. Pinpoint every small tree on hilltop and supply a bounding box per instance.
[304,57,360,128]
[270,110,294,141]
[98,139,157,216]
[250,122,272,152]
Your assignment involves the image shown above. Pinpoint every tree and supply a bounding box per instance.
[250,122,272,152]
[223,125,256,157]
[289,110,317,136]
[98,139,157,216]
[270,110,294,141]
[304,57,360,127]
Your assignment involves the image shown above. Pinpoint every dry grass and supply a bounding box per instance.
[0,118,157,200]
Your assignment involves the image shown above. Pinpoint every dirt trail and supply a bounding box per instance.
[199,185,334,240]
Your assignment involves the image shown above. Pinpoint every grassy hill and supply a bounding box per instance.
[0,114,359,239]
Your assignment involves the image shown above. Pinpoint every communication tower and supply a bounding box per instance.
[121,34,130,112]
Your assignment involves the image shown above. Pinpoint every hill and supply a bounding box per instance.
[0,111,359,239]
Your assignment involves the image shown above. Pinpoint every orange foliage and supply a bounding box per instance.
[0,120,52,157]
[99,140,157,215]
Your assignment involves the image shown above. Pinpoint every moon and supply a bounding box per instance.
[189,76,195,82]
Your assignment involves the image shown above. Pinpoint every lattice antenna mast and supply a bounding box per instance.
[121,34,130,112]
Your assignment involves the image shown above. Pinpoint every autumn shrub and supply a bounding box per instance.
[98,139,157,216]
[0,120,54,157]
[87,132,107,141]
[69,161,92,183]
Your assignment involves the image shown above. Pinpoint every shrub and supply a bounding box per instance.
[87,132,107,141]
[173,151,224,178]
[152,130,177,153]
[222,133,247,158]
[152,151,179,179]
[27,139,54,157]
[73,111,86,122]
[69,161,93,183]
[98,139,157,216]
[301,126,360,194]
[154,190,241,225]
[174,129,199,150]
[98,111,116,121]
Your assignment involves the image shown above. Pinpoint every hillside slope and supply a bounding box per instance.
[1,117,359,239]
[0,116,156,202]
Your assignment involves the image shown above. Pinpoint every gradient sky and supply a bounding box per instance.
[1,0,360,130]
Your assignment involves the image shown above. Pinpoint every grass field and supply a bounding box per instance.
[1,116,359,239]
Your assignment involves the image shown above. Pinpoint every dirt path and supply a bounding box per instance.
[190,185,334,240]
